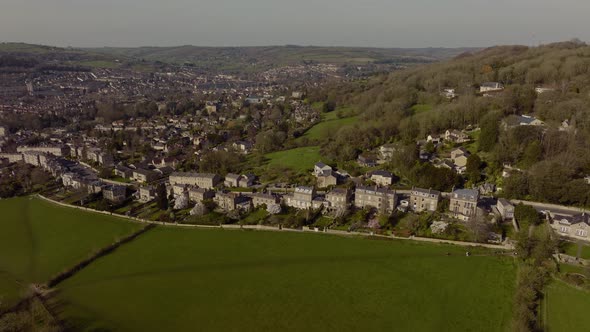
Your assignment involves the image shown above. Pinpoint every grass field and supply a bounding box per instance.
[0,197,142,308]
[545,281,590,332]
[297,108,358,142]
[56,227,516,332]
[263,146,322,172]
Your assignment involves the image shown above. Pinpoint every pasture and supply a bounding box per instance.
[263,146,322,172]
[0,197,142,308]
[545,281,590,332]
[298,108,359,142]
[56,227,516,332]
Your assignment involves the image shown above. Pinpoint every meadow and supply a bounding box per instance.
[56,227,516,332]
[0,197,142,308]
[297,108,359,142]
[545,281,590,332]
[263,146,323,172]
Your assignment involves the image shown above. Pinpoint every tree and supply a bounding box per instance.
[521,141,542,169]
[503,173,529,199]
[514,203,541,229]
[478,112,501,152]
[466,154,483,183]
[323,100,336,113]
[156,184,168,210]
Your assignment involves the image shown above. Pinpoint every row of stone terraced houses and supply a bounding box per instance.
[162,172,484,220]
[1,147,129,204]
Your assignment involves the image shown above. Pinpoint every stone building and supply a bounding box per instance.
[369,170,394,187]
[325,188,351,211]
[251,193,280,208]
[188,188,215,203]
[449,189,479,221]
[285,186,316,209]
[138,186,157,203]
[496,198,514,220]
[354,186,396,213]
[132,169,159,183]
[17,145,70,157]
[214,192,251,211]
[409,187,441,212]
[103,185,127,203]
[169,172,221,189]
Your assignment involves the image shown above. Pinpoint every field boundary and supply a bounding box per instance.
[36,194,514,250]
[46,223,156,288]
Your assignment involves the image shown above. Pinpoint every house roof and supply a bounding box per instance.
[481,82,503,88]
[328,188,349,196]
[170,172,218,179]
[553,213,590,226]
[370,170,393,178]
[225,173,241,180]
[356,185,395,195]
[497,198,513,207]
[411,187,441,196]
[452,189,479,201]
[315,162,329,169]
[295,186,315,194]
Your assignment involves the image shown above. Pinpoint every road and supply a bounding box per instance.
[510,199,588,216]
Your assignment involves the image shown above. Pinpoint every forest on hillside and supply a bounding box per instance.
[304,40,590,206]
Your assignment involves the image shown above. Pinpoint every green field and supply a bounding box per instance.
[0,197,142,308]
[264,146,322,172]
[545,281,590,332]
[298,108,358,142]
[55,227,516,332]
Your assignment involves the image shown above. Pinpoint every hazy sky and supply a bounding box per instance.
[1,0,589,48]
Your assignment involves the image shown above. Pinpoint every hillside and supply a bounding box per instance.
[0,42,139,70]
[85,45,476,71]
[308,40,590,206]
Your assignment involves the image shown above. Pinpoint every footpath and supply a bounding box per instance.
[36,194,514,250]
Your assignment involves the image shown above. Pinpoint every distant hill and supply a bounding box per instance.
[0,42,478,73]
[0,42,143,70]
[84,45,478,71]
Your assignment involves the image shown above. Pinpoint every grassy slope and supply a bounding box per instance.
[264,146,322,172]
[546,281,590,332]
[57,227,516,332]
[0,197,142,307]
[295,107,359,144]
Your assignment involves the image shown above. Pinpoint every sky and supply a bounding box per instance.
[1,0,589,48]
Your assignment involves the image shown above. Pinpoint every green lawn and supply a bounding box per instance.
[264,146,322,172]
[562,242,590,260]
[240,209,269,225]
[0,197,142,308]
[545,281,590,332]
[57,227,516,332]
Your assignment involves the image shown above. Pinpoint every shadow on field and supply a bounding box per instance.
[45,290,114,332]
[62,251,462,289]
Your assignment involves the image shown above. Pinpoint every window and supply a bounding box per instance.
[575,229,588,237]
[560,227,569,233]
